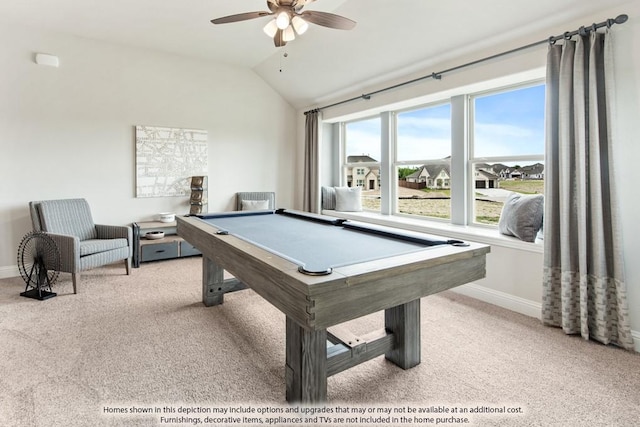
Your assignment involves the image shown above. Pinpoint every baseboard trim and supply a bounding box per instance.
[632,330,640,353]
[451,282,542,319]
[452,283,640,353]
[0,265,19,279]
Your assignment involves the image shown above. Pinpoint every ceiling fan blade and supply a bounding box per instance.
[211,11,271,25]
[274,29,288,47]
[300,11,356,30]
[267,0,278,13]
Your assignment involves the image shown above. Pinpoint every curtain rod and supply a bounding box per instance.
[304,13,628,116]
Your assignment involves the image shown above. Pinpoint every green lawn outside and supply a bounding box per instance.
[362,179,544,225]
[499,180,544,194]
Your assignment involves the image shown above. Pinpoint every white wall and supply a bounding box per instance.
[613,2,640,346]
[0,23,297,276]
[297,2,640,342]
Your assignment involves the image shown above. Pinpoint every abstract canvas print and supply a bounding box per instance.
[135,125,208,197]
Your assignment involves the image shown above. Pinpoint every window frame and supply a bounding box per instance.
[392,100,454,222]
[334,74,546,228]
[467,80,546,227]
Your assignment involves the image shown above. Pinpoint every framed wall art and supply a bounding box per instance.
[135,125,208,198]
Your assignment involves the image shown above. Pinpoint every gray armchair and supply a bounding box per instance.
[29,198,132,293]
[235,192,276,211]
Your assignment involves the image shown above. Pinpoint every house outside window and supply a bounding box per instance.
[343,117,381,211]
[470,83,545,225]
[396,103,452,220]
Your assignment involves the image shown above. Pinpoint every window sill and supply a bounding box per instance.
[321,210,543,254]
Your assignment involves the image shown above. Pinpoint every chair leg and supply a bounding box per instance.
[72,273,79,294]
[125,258,131,275]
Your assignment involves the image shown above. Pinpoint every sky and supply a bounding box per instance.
[345,84,545,162]
[473,84,545,158]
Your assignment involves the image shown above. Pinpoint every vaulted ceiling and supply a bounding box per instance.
[0,0,631,108]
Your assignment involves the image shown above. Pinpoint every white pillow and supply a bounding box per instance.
[334,187,362,212]
[241,199,270,211]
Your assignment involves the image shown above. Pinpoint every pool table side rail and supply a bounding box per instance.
[312,252,487,329]
[178,215,329,327]
[177,215,490,330]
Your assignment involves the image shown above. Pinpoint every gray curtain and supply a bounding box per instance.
[303,110,320,213]
[542,29,634,350]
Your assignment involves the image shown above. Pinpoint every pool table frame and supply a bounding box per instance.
[177,212,490,403]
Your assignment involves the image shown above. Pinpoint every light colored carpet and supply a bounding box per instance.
[0,257,639,426]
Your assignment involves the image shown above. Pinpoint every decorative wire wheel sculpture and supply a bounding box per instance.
[17,231,61,300]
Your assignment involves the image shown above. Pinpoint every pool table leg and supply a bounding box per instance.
[285,316,327,403]
[202,257,246,306]
[202,257,224,306]
[384,299,421,369]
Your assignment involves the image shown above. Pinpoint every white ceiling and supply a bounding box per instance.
[0,0,631,108]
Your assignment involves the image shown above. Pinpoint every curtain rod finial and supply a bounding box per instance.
[615,14,628,24]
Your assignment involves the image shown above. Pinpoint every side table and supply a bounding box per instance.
[132,220,201,267]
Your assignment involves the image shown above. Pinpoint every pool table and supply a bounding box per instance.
[177,209,490,403]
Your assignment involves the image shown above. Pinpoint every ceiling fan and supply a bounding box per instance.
[211,0,356,47]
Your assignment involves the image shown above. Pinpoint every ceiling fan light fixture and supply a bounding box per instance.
[276,11,290,29]
[291,16,309,35]
[263,19,279,37]
[210,1,356,48]
[282,25,296,42]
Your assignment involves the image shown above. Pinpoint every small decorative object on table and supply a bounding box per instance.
[145,231,165,240]
[189,176,208,215]
[158,213,175,223]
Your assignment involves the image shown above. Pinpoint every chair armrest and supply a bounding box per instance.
[95,224,132,242]
[40,232,80,273]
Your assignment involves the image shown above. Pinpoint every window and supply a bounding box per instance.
[334,76,545,229]
[343,117,381,211]
[396,103,451,220]
[470,84,545,225]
